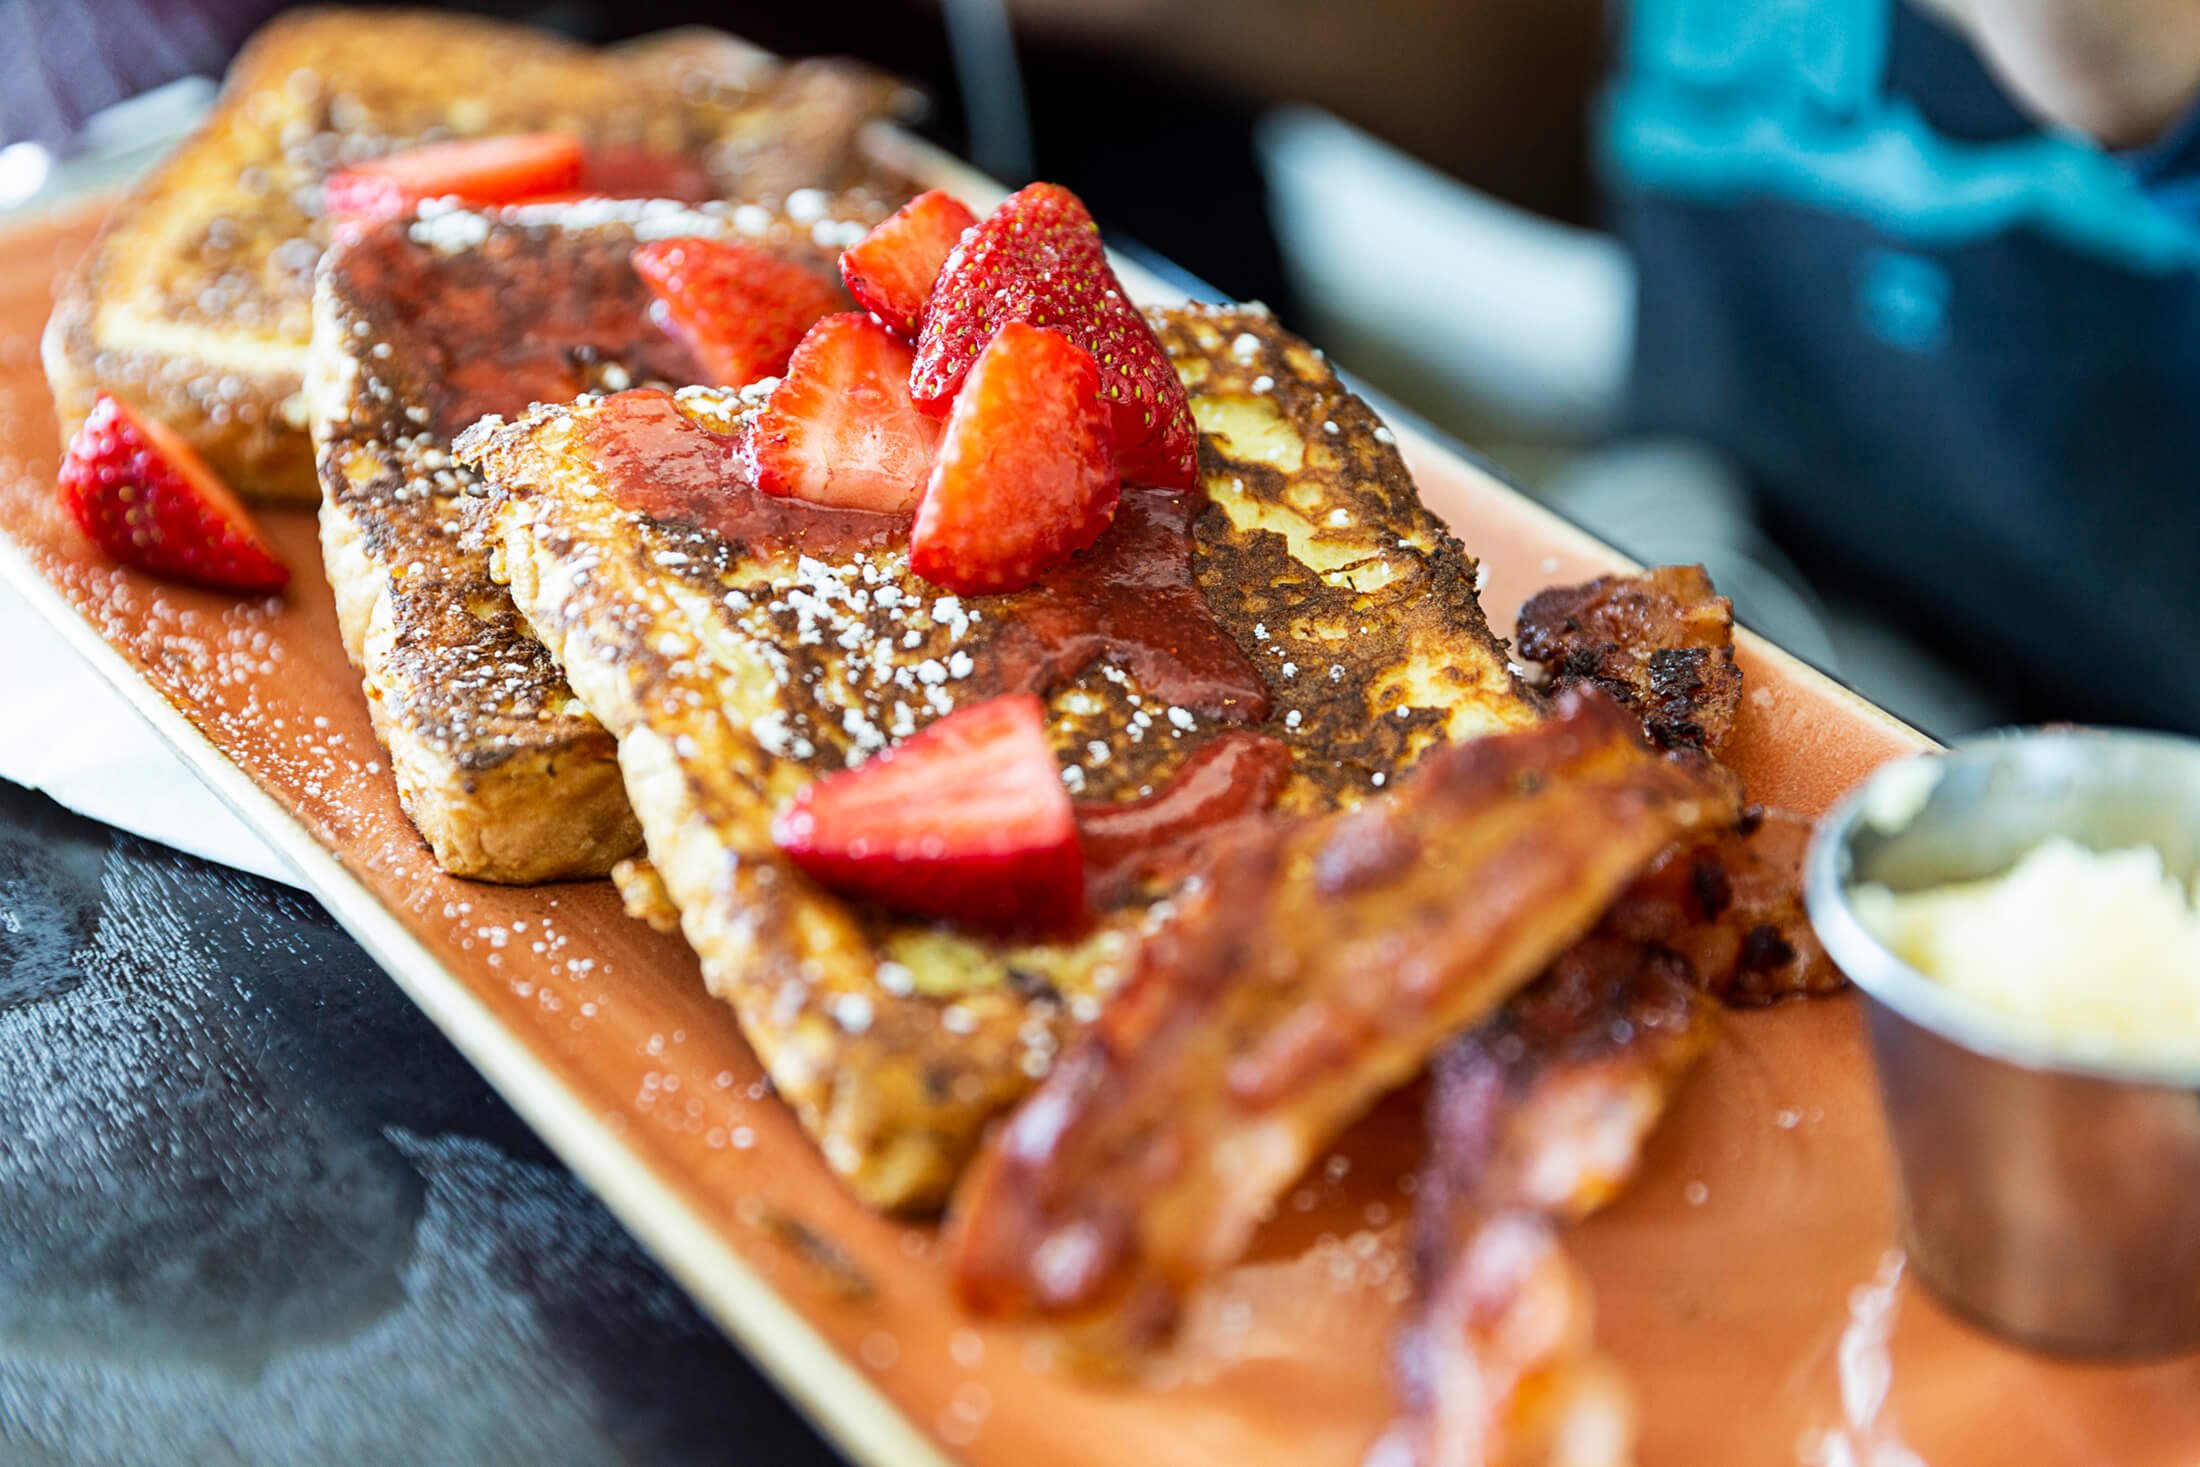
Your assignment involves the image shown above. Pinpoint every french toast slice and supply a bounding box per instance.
[457,304,1537,1210]
[44,6,902,503]
[307,194,893,883]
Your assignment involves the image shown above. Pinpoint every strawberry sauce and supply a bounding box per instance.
[437,320,701,439]
[574,148,715,202]
[584,390,910,559]
[334,223,706,439]
[582,388,1271,719]
[979,492,1271,722]
[1076,731,1292,907]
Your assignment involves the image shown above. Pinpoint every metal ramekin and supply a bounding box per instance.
[1806,728,2200,1357]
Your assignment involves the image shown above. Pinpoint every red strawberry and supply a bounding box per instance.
[575,147,714,202]
[630,236,846,387]
[513,151,716,207]
[59,393,288,593]
[324,133,585,221]
[771,693,1084,934]
[749,314,940,512]
[838,189,979,342]
[911,322,1118,596]
[910,182,1197,491]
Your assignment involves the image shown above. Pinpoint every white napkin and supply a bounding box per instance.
[0,574,298,886]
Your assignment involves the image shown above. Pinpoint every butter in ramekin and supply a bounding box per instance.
[1851,837,2200,1068]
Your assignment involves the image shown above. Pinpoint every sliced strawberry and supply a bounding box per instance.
[59,393,288,593]
[772,693,1084,934]
[911,322,1118,596]
[839,189,979,342]
[748,314,940,512]
[508,151,714,208]
[575,147,714,202]
[910,182,1197,491]
[324,132,585,221]
[630,236,846,387]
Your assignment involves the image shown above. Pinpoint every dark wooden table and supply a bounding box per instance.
[0,776,841,1466]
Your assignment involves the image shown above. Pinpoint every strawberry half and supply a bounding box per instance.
[324,132,586,221]
[575,147,714,202]
[910,182,1197,491]
[771,693,1084,934]
[631,236,846,387]
[515,150,718,207]
[59,393,288,593]
[749,314,940,513]
[839,189,979,342]
[911,322,1118,596]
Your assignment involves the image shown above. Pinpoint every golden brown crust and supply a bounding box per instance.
[942,689,1736,1355]
[460,305,1539,1210]
[611,856,685,935]
[1157,307,1534,792]
[46,6,903,500]
[43,279,316,503]
[308,197,889,883]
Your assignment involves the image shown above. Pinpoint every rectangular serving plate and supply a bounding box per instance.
[3,132,2196,1467]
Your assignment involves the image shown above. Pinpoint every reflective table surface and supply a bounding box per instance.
[0,778,840,1465]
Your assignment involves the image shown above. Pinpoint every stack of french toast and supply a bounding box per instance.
[41,11,1842,1464]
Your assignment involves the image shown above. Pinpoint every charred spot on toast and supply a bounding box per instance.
[1156,306,1534,810]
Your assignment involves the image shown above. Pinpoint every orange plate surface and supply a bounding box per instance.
[4,202,2196,1466]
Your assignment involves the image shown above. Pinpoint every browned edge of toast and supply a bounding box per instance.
[44,6,905,503]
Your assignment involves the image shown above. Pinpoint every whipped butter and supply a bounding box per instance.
[1852,837,2200,1068]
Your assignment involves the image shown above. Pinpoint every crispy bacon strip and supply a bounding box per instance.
[944,690,1736,1356]
[1383,564,1838,1466]
[1515,566,1742,754]
[1603,808,1841,1006]
[1382,812,1838,1467]
[1374,1218,1635,1467]
[1515,563,1833,1006]
[1421,943,1716,1228]
[1384,944,1715,1467]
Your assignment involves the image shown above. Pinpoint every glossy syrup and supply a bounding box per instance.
[1077,731,1292,907]
[984,492,1270,722]
[336,222,711,439]
[581,390,1272,721]
[584,390,910,560]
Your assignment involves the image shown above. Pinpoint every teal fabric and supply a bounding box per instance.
[1608,0,2200,270]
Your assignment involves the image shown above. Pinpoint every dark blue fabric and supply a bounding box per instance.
[1613,2,2200,732]
[2125,87,2200,227]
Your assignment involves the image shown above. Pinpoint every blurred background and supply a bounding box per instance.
[10,0,2200,740]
